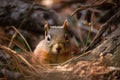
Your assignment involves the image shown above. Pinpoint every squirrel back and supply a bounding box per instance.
[32,21,72,64]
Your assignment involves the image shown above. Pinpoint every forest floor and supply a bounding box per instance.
[0,0,120,80]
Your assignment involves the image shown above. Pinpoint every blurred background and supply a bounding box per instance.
[0,0,119,54]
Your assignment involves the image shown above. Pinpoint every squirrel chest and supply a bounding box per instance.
[32,21,72,64]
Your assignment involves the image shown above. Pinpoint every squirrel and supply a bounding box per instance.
[32,21,72,64]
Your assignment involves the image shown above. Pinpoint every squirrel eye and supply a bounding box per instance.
[47,34,51,42]
[65,34,68,42]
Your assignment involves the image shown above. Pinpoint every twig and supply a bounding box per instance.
[60,51,92,66]
[0,36,29,53]
[71,0,105,16]
[11,26,32,53]
[85,9,120,52]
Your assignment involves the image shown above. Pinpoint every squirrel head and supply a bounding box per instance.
[44,20,70,54]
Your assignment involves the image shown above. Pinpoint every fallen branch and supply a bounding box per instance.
[85,9,120,51]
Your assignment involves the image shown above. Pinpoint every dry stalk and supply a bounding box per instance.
[0,45,37,72]
[11,26,32,53]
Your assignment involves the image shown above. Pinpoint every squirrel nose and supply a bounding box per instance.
[52,43,64,53]
[56,46,62,52]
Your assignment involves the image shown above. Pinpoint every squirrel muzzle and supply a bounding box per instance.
[52,43,64,54]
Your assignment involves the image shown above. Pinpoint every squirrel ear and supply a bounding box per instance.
[63,20,68,30]
[44,21,50,36]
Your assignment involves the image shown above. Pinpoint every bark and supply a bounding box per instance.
[88,26,120,66]
[67,26,120,68]
[0,0,61,34]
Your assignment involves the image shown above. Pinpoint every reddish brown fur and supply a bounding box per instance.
[32,21,72,64]
[32,41,72,64]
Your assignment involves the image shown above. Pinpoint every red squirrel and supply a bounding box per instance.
[32,21,72,64]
